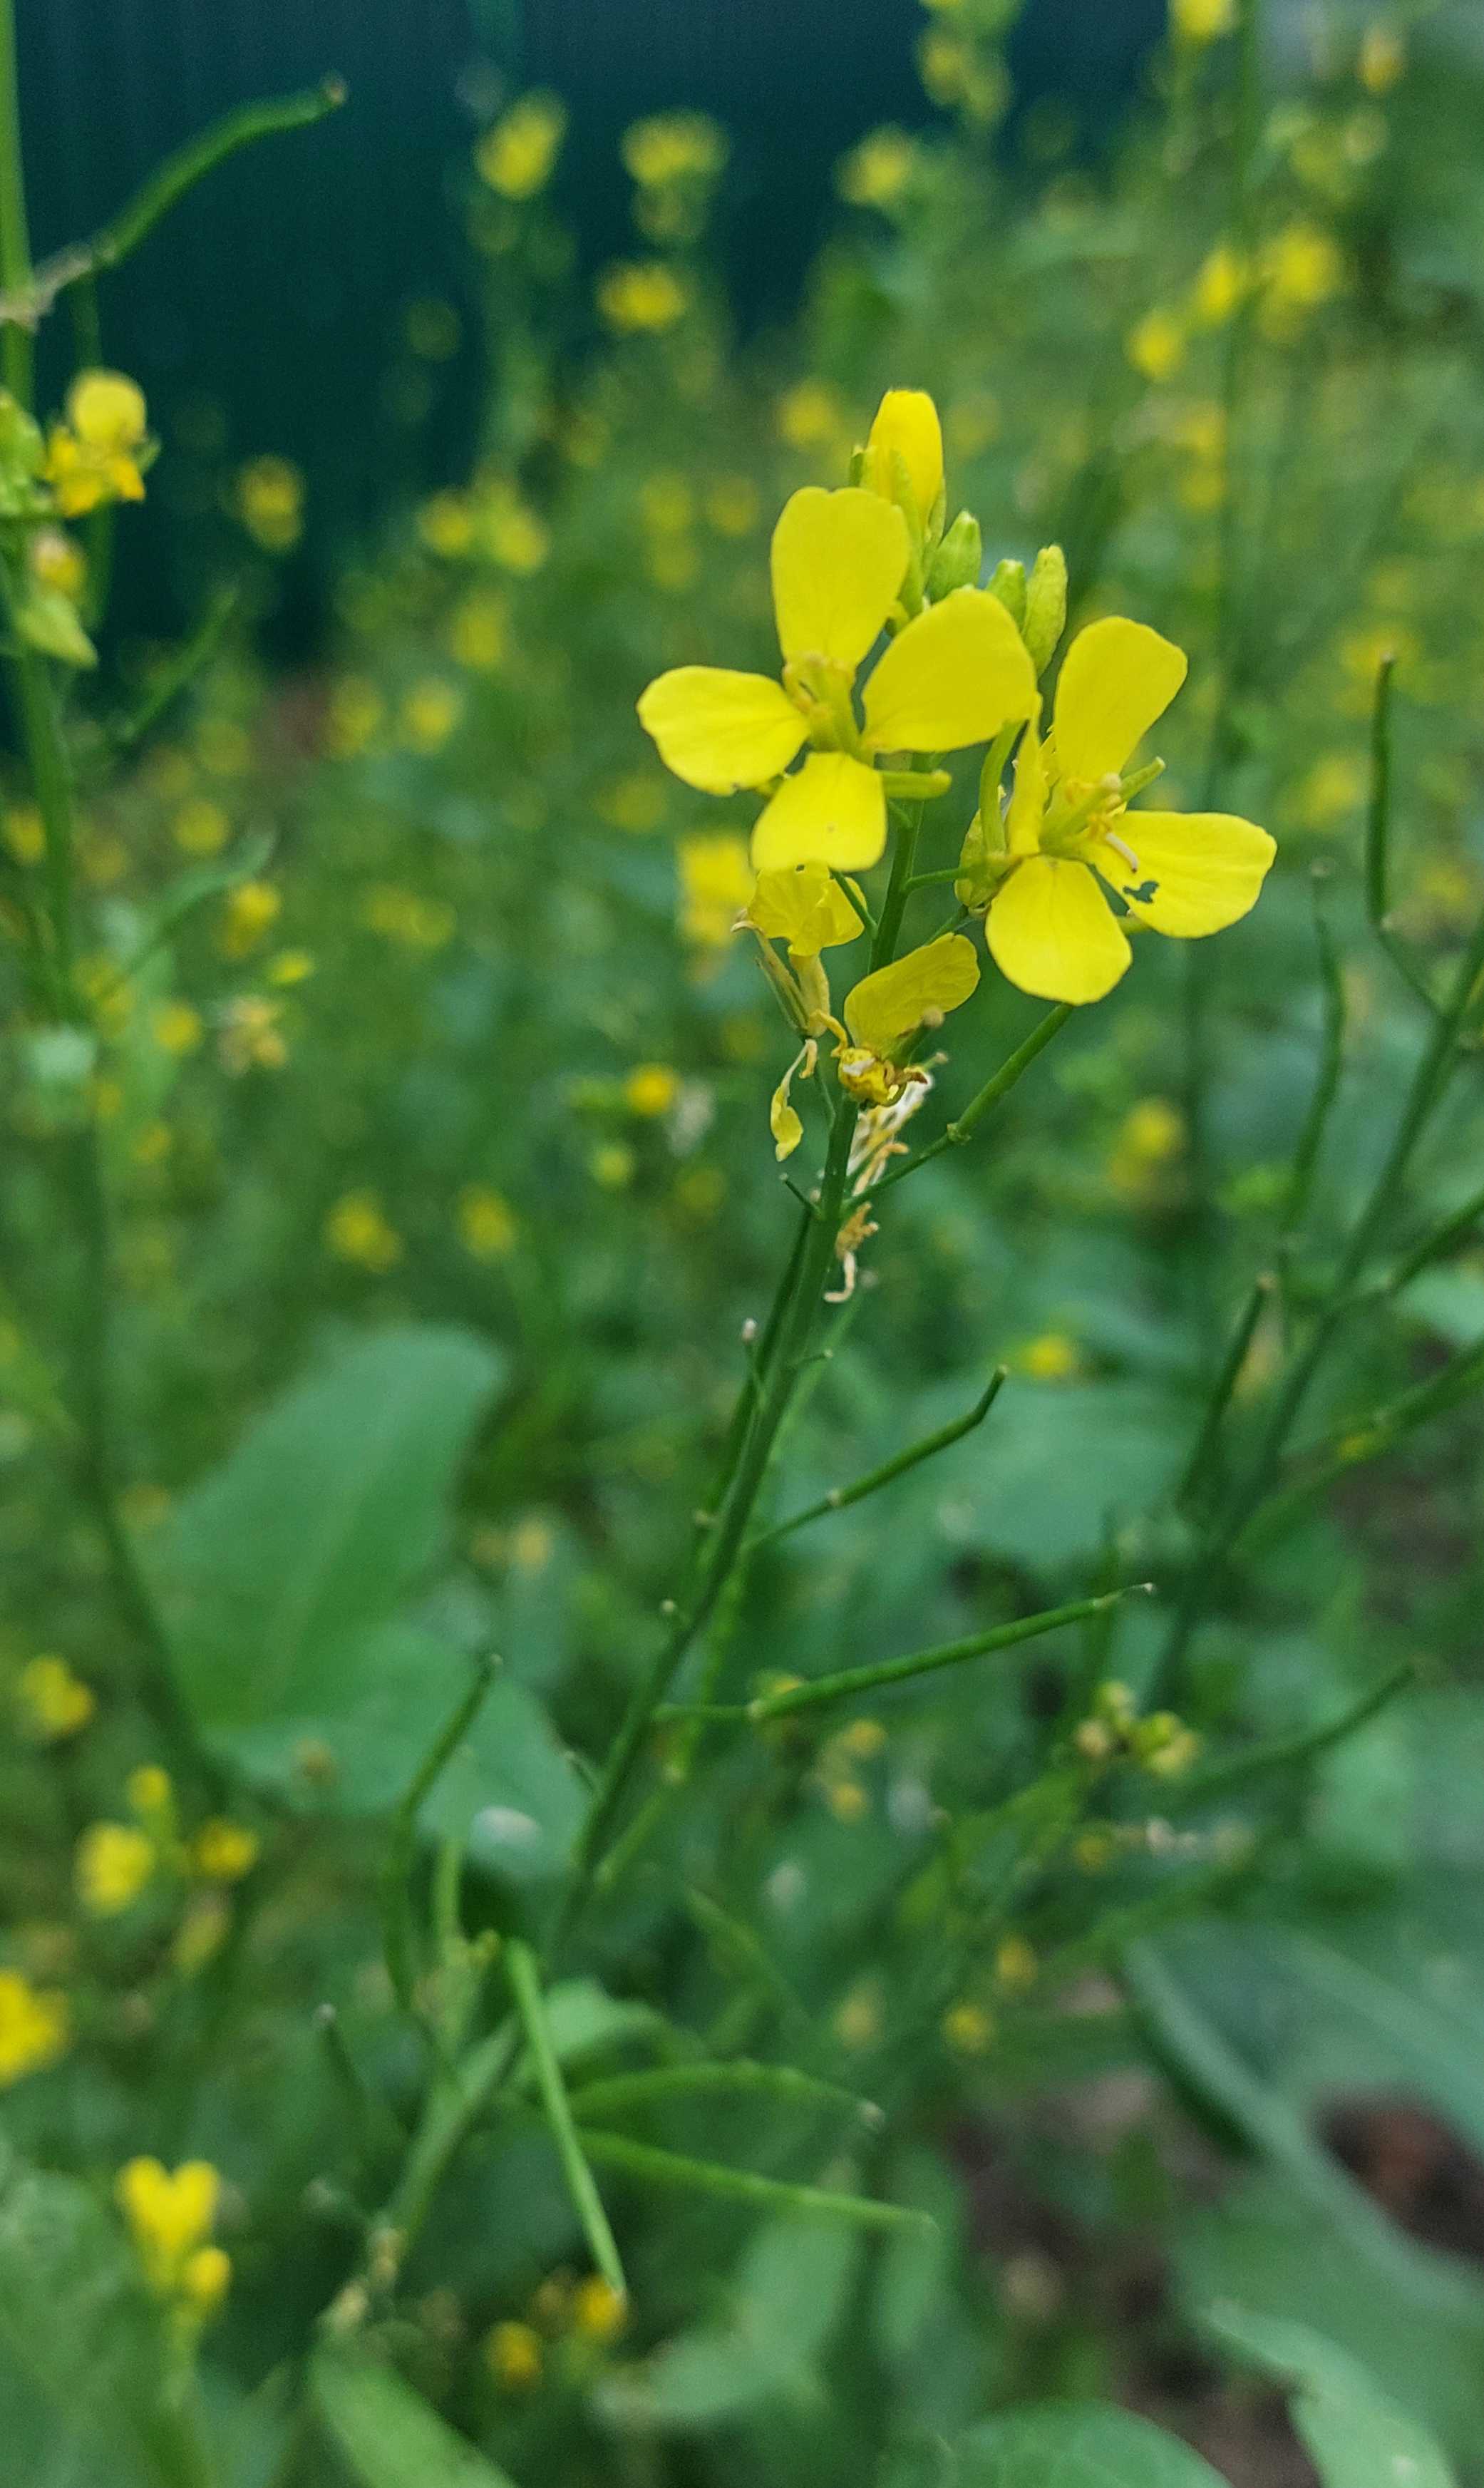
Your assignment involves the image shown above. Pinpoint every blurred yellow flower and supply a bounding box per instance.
[219,994,289,1075]
[192,1820,259,1883]
[236,455,304,552]
[418,490,475,557]
[1259,221,1344,332]
[838,128,919,212]
[448,590,507,672]
[173,796,230,857]
[457,1185,517,1260]
[1170,0,1235,39]
[1015,1332,1081,1380]
[706,475,760,536]
[1359,26,1405,93]
[361,883,455,948]
[598,771,667,833]
[1190,242,1249,327]
[147,998,202,1059]
[76,1821,155,1915]
[325,1191,403,1273]
[29,525,86,598]
[975,617,1274,1004]
[571,2273,627,2341]
[678,831,753,949]
[624,1062,679,1117]
[399,678,463,751]
[117,2158,227,2303]
[0,1968,69,2087]
[1127,308,1186,382]
[776,379,847,453]
[266,947,315,986]
[590,1141,635,1189]
[45,370,150,516]
[326,676,383,756]
[2,801,44,864]
[486,2320,543,2387]
[597,261,689,333]
[942,2000,996,2055]
[219,880,282,957]
[475,93,567,200]
[622,112,727,189]
[480,488,549,572]
[16,1655,95,1740]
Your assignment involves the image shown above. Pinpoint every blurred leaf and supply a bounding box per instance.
[1202,2303,1456,2488]
[311,2344,519,2487]
[597,2215,860,2430]
[158,1325,504,1736]
[954,2402,1229,2484]
[0,2157,165,2486]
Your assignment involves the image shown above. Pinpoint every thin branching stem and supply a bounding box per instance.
[381,1659,495,2015]
[1363,654,1437,1012]
[748,1367,1006,1551]
[871,1004,1072,1194]
[506,1940,627,2298]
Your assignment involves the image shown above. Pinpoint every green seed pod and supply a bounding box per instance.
[927,510,982,598]
[1023,543,1068,674]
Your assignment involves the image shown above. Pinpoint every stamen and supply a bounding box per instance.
[1103,829,1140,872]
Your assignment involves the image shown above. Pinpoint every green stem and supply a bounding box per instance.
[1277,873,1345,1286]
[505,1940,626,2298]
[871,1003,1072,1195]
[748,1367,1006,1551]
[381,1659,494,2015]
[1176,1272,1274,1511]
[566,2060,875,2126]
[1364,654,1436,1012]
[1168,1662,1413,1806]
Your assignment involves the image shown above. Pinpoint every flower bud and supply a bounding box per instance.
[1023,543,1068,674]
[986,557,1026,628]
[927,509,982,597]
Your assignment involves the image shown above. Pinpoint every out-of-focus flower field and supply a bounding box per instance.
[6,4,1484,2483]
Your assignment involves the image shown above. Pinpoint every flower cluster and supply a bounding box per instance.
[116,2157,232,2322]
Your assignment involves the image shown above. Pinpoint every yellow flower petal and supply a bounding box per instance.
[1005,703,1047,856]
[1095,808,1276,937]
[751,751,887,873]
[637,666,806,793]
[748,862,863,955]
[770,1043,815,1160]
[862,589,1037,755]
[985,855,1131,1004]
[1051,617,1187,786]
[864,388,944,527]
[771,486,909,670]
[843,931,980,1057]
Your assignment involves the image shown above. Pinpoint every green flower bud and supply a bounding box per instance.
[1023,543,1068,674]
[986,557,1026,628]
[15,582,96,669]
[927,509,982,598]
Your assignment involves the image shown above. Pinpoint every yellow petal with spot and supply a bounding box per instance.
[843,932,980,1057]
[771,486,910,669]
[985,855,1131,1004]
[637,666,806,794]
[1098,808,1276,937]
[864,388,944,526]
[751,751,887,873]
[862,589,1036,756]
[748,862,863,955]
[1051,617,1187,786]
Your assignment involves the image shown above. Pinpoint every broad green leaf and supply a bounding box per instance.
[157,1325,504,1735]
[1204,2303,1456,2488]
[311,2345,519,2488]
[0,2156,165,2486]
[955,2402,1229,2485]
[597,2215,860,2429]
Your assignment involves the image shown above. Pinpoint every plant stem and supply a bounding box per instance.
[748,1367,1006,1551]
[0,0,30,401]
[573,2128,923,2231]
[506,1938,627,2298]
[872,1002,1071,1194]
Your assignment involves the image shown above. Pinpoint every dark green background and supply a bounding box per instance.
[15,0,1160,640]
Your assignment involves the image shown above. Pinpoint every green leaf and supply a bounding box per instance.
[597,2216,860,2430]
[954,2408,1222,2488]
[955,2402,1230,2486]
[311,2345,520,2488]
[1203,2303,1458,2488]
[158,1325,504,1734]
[0,2156,165,2485]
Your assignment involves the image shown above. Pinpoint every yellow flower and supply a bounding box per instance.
[219,880,281,958]
[180,2244,232,2318]
[841,933,980,1063]
[116,2158,223,2297]
[1015,1332,1081,1380]
[571,2274,627,2341]
[678,832,754,949]
[639,454,1035,877]
[236,456,304,553]
[0,1968,69,2087]
[458,1185,517,1260]
[973,617,1274,1004]
[479,485,549,572]
[706,476,760,537]
[622,113,727,190]
[127,1764,173,1822]
[746,862,862,960]
[266,947,315,986]
[16,1655,95,1741]
[325,1191,403,1273]
[776,379,846,451]
[624,1062,680,1117]
[838,128,919,212]
[485,2320,543,2389]
[597,260,689,332]
[192,1819,259,1883]
[1259,221,1344,331]
[475,93,567,200]
[859,387,944,535]
[1127,309,1187,382]
[418,490,475,557]
[399,679,463,751]
[2,801,44,864]
[1359,26,1405,94]
[29,525,86,599]
[218,995,288,1075]
[1190,242,1249,327]
[173,796,230,857]
[1170,0,1235,38]
[448,591,507,672]
[45,371,150,517]
[942,2000,996,2055]
[76,1821,155,1916]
